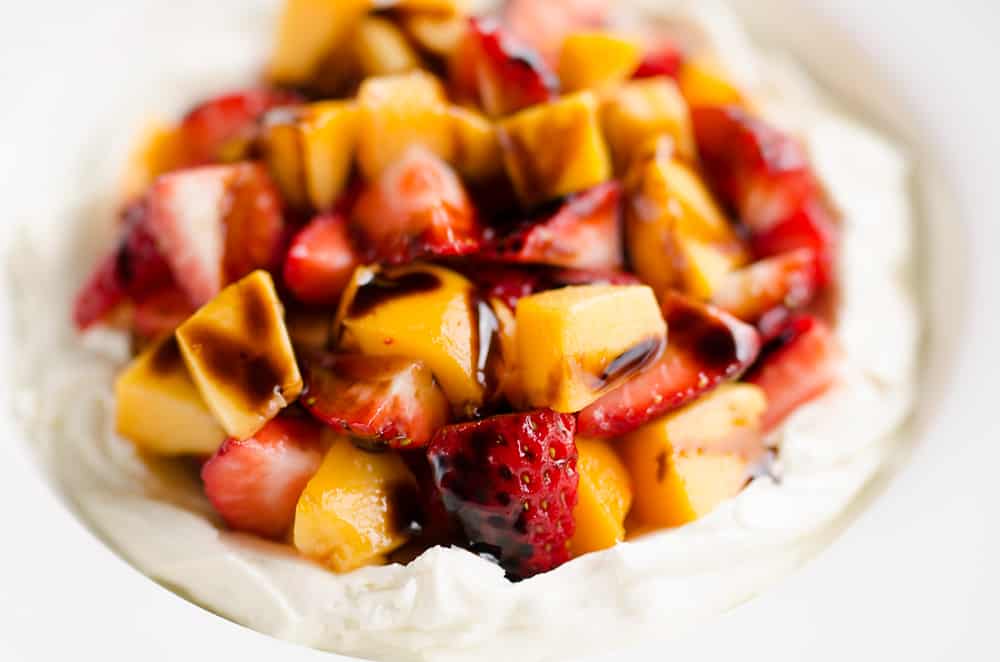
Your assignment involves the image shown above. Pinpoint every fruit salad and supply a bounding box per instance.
[74,0,844,581]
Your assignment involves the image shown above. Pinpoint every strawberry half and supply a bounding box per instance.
[577,293,762,438]
[283,213,362,305]
[201,415,325,540]
[428,409,578,578]
[484,181,624,270]
[633,39,684,79]
[747,315,841,431]
[301,353,450,449]
[180,88,302,165]
[131,285,195,338]
[352,147,481,264]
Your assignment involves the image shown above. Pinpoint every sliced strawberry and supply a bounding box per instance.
[180,88,302,165]
[352,147,481,264]
[201,415,325,540]
[504,0,609,65]
[401,451,461,544]
[484,181,624,270]
[577,293,761,438]
[221,162,287,281]
[746,315,841,431]
[462,262,640,310]
[131,285,195,338]
[428,409,578,578]
[283,213,362,305]
[301,353,450,449]
[633,40,684,79]
[464,17,558,117]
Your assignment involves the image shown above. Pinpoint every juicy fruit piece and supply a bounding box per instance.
[678,59,743,108]
[747,315,841,431]
[448,106,503,181]
[176,271,303,439]
[498,91,612,207]
[402,10,468,57]
[336,263,489,412]
[262,101,361,211]
[569,437,633,556]
[621,383,767,528]
[633,41,684,80]
[504,0,610,65]
[202,415,325,539]
[283,213,362,306]
[114,335,226,456]
[558,32,641,94]
[269,0,368,85]
[600,77,695,173]
[428,409,579,578]
[578,293,761,437]
[356,71,455,179]
[353,16,421,78]
[131,286,196,338]
[293,436,418,572]
[711,249,818,333]
[464,263,641,311]
[301,353,450,449]
[486,181,623,270]
[122,121,189,197]
[464,18,558,118]
[515,284,666,413]
[352,146,480,263]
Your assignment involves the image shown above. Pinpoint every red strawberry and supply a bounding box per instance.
[352,147,481,264]
[401,451,461,544]
[283,213,362,305]
[301,353,450,449]
[428,409,578,578]
[131,285,195,338]
[221,162,287,281]
[504,0,609,65]
[633,41,684,79]
[578,293,761,437]
[484,181,624,270]
[180,88,302,165]
[463,263,640,310]
[201,415,325,539]
[747,315,841,431]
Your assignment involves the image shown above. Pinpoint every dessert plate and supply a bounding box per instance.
[0,1,997,661]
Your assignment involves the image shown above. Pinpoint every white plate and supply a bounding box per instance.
[0,1,997,660]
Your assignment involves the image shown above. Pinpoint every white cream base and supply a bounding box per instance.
[9,2,918,661]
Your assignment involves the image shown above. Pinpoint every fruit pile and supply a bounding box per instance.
[75,0,842,580]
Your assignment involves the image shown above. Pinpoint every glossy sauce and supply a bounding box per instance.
[347,271,442,318]
[596,336,665,388]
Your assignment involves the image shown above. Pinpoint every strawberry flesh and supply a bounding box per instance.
[428,409,578,578]
[633,41,684,79]
[283,213,362,305]
[131,285,195,338]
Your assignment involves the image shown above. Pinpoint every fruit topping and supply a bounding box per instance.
[557,32,641,94]
[601,77,696,173]
[269,0,368,87]
[569,437,633,556]
[633,40,684,80]
[283,213,363,306]
[428,409,578,578]
[131,285,196,338]
[462,263,640,311]
[504,0,610,65]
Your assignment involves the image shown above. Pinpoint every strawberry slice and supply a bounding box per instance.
[504,0,609,65]
[201,415,325,540]
[131,285,195,338]
[577,293,762,438]
[180,88,302,165]
[283,213,362,305]
[484,181,624,270]
[221,162,287,281]
[633,40,684,79]
[301,353,451,449]
[747,315,841,431]
[352,147,481,264]
[428,409,578,578]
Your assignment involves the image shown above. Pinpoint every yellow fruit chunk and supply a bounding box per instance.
[601,77,695,174]
[357,71,456,179]
[293,435,417,573]
[558,32,641,94]
[121,121,186,197]
[176,271,302,440]
[569,437,633,556]
[498,91,612,206]
[269,0,368,85]
[620,383,767,529]
[285,307,333,350]
[114,335,226,456]
[402,10,468,57]
[353,16,422,78]
[449,106,503,181]
[515,284,666,413]
[263,101,361,211]
[678,59,743,108]
[335,264,487,413]
[489,298,524,408]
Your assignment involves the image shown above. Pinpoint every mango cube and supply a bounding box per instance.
[601,77,695,173]
[353,16,422,78]
[402,10,468,57]
[114,335,226,456]
[515,284,666,413]
[558,32,641,94]
[679,58,743,108]
[176,271,302,440]
[569,437,633,556]
[122,121,187,198]
[448,105,503,181]
[269,0,368,85]
[293,435,417,572]
[620,383,767,528]
[498,91,612,206]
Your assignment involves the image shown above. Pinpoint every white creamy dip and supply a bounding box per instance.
[9,1,918,661]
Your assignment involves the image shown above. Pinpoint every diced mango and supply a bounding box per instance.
[122,121,188,198]
[515,284,666,413]
[353,16,422,78]
[293,435,417,572]
[402,10,469,57]
[269,0,368,85]
[448,105,503,181]
[489,298,524,408]
[285,306,333,350]
[601,77,695,173]
[335,264,485,413]
[176,271,302,440]
[620,383,767,528]
[356,71,456,179]
[569,437,633,556]
[498,91,612,206]
[678,58,743,108]
[114,335,226,456]
[558,32,641,95]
